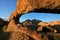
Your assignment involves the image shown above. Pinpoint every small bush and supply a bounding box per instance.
[2,25,7,31]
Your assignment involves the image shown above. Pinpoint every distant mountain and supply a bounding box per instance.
[0,18,8,26]
[22,19,42,30]
[22,19,42,26]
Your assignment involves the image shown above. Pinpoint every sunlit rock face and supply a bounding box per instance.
[6,0,60,40]
[8,0,60,34]
[37,21,60,33]
[17,0,60,13]
[9,0,60,22]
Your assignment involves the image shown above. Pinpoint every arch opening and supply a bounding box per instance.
[20,13,60,23]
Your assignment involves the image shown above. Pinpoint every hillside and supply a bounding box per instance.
[0,18,8,32]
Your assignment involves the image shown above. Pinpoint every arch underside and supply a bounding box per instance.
[10,8,60,23]
[31,8,60,13]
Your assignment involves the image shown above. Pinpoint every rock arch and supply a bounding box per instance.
[7,0,60,40]
[9,0,60,23]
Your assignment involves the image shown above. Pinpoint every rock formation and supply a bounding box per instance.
[8,0,60,31]
[6,0,60,40]
[37,21,60,33]
[9,0,60,23]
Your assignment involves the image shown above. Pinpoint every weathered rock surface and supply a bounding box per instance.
[6,18,60,40]
[1,31,60,40]
[6,0,60,40]
[37,21,60,33]
[9,0,60,22]
[8,0,60,31]
[16,0,60,13]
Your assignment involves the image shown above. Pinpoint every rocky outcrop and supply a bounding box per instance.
[8,0,60,33]
[9,0,60,22]
[16,0,60,13]
[48,21,60,26]
[6,0,60,40]
[37,21,60,33]
[6,18,60,40]
[37,22,49,32]
[6,24,41,40]
[8,0,60,29]
[5,23,60,40]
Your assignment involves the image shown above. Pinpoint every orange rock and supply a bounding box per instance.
[6,0,60,40]
[9,0,60,22]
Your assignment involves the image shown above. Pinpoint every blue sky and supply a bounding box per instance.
[0,0,60,22]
